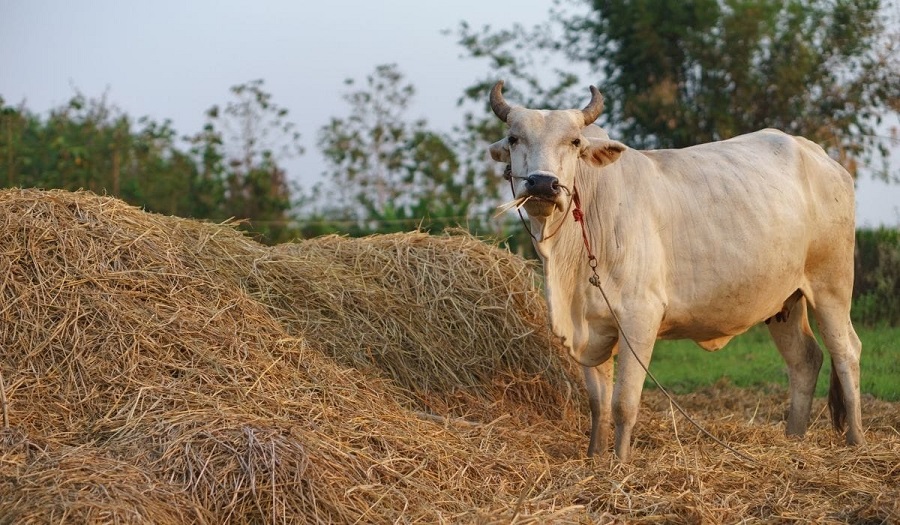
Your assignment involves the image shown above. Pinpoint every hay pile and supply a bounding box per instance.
[0,188,897,524]
[260,232,581,424]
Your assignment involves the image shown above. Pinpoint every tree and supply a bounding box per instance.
[191,79,304,242]
[128,115,205,218]
[314,64,482,235]
[1,83,306,236]
[0,98,28,188]
[457,0,900,180]
[0,92,204,217]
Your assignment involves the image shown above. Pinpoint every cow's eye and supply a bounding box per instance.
[508,136,519,146]
[572,138,581,147]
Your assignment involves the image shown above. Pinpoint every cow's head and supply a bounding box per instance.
[489,81,627,219]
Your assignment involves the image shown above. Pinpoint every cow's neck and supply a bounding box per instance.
[530,170,620,339]
[532,204,593,285]
[532,167,619,273]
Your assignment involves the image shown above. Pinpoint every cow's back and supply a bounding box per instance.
[621,129,855,340]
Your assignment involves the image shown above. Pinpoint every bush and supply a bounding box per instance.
[853,228,900,326]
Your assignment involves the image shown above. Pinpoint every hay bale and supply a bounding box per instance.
[1,188,897,524]
[0,188,584,523]
[258,232,583,424]
[0,430,211,524]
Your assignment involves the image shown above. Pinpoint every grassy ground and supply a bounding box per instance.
[647,324,899,401]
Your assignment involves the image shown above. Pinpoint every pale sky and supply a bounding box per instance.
[1,0,898,227]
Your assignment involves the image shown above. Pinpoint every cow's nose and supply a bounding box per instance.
[525,173,560,196]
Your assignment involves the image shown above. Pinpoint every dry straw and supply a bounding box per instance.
[0,188,897,524]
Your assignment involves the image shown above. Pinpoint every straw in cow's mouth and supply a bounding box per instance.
[494,195,532,217]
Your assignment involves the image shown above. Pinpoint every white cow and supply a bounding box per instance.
[488,81,865,461]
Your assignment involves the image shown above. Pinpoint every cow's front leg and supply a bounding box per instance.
[570,324,617,457]
[583,357,614,456]
[611,321,658,462]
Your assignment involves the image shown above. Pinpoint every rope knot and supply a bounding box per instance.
[572,208,584,222]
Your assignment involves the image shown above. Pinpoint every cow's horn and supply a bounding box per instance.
[581,86,604,126]
[490,81,512,123]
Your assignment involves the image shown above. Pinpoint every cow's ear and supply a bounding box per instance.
[489,138,510,163]
[583,139,626,167]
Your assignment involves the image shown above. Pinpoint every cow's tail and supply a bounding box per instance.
[827,359,847,433]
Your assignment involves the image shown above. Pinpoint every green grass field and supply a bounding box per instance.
[645,324,899,401]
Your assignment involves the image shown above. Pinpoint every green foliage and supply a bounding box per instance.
[191,79,303,243]
[313,64,500,236]
[0,92,204,217]
[456,0,900,180]
[650,324,900,400]
[1,81,304,244]
[853,228,900,326]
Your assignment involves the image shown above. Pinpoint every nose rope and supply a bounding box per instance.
[505,165,574,242]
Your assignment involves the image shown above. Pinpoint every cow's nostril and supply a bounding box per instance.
[525,173,561,196]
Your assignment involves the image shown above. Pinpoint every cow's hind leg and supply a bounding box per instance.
[767,294,823,438]
[810,301,865,445]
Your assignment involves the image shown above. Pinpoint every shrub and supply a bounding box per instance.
[853,228,900,326]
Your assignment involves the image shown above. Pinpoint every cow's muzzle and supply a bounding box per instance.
[524,172,560,198]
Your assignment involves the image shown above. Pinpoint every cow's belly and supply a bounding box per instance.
[653,183,813,345]
[656,261,804,344]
